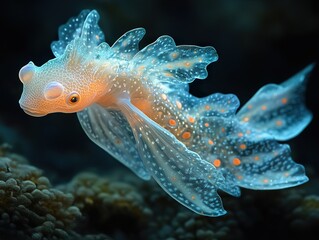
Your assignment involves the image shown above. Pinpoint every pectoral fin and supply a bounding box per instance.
[77,104,150,180]
[118,98,226,216]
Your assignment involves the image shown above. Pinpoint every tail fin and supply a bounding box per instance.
[237,64,313,141]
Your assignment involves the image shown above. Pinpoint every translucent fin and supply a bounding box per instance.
[77,104,150,180]
[237,64,313,141]
[132,36,218,83]
[229,138,308,190]
[203,116,308,190]
[79,10,105,52]
[109,28,146,60]
[188,92,240,118]
[119,98,226,216]
[51,10,105,57]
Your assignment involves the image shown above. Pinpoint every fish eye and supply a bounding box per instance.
[67,92,80,105]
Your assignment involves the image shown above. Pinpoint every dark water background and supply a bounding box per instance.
[0,1,318,238]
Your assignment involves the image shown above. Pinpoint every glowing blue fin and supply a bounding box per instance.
[237,64,313,141]
[229,135,308,190]
[132,36,218,83]
[202,116,308,190]
[51,10,105,57]
[188,92,240,118]
[77,104,150,180]
[119,98,227,216]
[109,28,146,60]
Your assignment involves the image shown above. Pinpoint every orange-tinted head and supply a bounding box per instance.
[19,56,103,117]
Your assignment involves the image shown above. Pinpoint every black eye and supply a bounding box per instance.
[67,92,80,105]
[70,96,78,103]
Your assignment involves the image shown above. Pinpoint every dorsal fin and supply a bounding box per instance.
[109,28,146,60]
[132,36,218,84]
[51,10,105,57]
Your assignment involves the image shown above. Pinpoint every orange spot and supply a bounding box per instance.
[191,195,196,200]
[239,144,247,150]
[188,116,195,123]
[254,156,260,161]
[176,101,182,109]
[213,159,221,167]
[169,119,176,126]
[261,105,267,111]
[171,52,178,58]
[220,109,225,113]
[205,105,211,110]
[165,72,173,77]
[204,122,209,127]
[247,105,253,109]
[233,158,241,166]
[138,65,145,70]
[281,98,288,104]
[184,62,191,67]
[208,139,214,145]
[284,172,289,177]
[263,179,269,184]
[171,176,176,181]
[221,127,226,133]
[182,131,191,140]
[276,120,283,126]
[161,93,167,100]
[238,132,244,137]
[237,175,243,180]
[243,117,249,122]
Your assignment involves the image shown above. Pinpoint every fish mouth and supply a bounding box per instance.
[20,104,47,117]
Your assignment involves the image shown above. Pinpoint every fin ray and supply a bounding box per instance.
[77,104,150,180]
[119,99,227,216]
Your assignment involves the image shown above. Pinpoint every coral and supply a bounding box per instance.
[59,172,151,238]
[0,144,81,240]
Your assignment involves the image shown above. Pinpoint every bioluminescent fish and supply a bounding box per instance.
[18,10,313,216]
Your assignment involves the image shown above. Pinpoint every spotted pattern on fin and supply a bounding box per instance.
[119,99,227,216]
[132,36,218,83]
[110,28,146,60]
[51,10,105,57]
[237,64,313,141]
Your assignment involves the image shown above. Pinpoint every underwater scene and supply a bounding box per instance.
[1,0,319,239]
